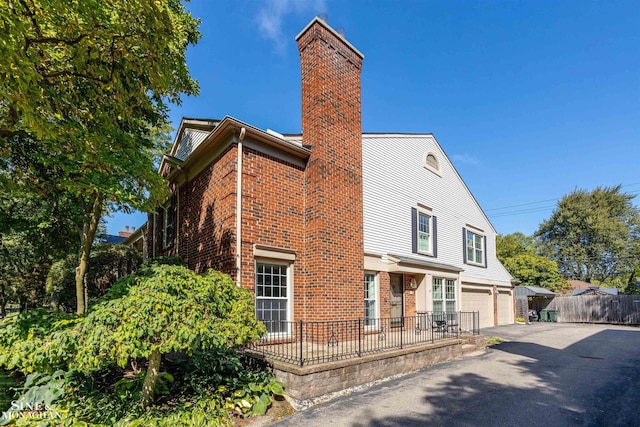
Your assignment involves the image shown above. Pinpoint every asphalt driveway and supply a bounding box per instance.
[271,323,640,426]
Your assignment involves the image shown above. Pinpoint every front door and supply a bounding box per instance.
[390,274,404,327]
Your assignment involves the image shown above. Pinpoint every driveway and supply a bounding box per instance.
[271,323,640,426]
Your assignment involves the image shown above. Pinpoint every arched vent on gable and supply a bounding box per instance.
[424,152,441,176]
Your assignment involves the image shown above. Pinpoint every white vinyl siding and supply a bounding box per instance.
[362,134,512,284]
[174,128,211,161]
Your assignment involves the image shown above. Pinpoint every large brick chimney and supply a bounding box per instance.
[297,17,364,321]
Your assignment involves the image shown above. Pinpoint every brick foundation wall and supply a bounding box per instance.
[298,18,365,321]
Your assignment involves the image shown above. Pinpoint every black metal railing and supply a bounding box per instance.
[244,311,479,366]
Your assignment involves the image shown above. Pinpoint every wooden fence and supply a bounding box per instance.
[546,295,640,325]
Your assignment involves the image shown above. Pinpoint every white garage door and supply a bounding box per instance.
[497,291,514,325]
[461,288,493,329]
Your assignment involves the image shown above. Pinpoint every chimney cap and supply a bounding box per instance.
[295,17,364,60]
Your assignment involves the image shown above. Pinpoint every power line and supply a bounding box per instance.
[489,205,556,218]
[484,198,558,212]
[485,185,640,218]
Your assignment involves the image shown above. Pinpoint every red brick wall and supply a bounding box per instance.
[378,272,390,319]
[298,19,365,321]
[151,144,238,276]
[239,147,306,319]
[183,145,237,274]
[404,274,417,317]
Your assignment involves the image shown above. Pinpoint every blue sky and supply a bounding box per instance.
[106,0,640,237]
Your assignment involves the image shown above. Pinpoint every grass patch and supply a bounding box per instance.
[485,337,504,346]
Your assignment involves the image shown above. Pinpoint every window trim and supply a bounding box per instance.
[424,152,441,176]
[433,277,457,313]
[363,271,379,329]
[412,206,437,257]
[417,208,433,256]
[463,227,487,267]
[254,260,293,337]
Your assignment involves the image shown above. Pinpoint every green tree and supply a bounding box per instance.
[0,0,200,314]
[536,186,640,284]
[502,254,570,292]
[0,177,82,313]
[496,232,536,263]
[46,244,143,312]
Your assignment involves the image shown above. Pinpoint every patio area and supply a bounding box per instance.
[244,311,480,367]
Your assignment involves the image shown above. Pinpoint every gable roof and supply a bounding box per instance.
[572,287,619,296]
[160,116,310,183]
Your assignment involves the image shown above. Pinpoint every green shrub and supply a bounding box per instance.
[0,309,80,373]
[184,348,284,416]
[0,369,17,411]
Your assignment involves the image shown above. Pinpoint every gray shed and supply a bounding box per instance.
[515,286,556,322]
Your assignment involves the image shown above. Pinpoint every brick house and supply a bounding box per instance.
[141,17,514,330]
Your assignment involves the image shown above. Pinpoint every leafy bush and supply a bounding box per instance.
[0,371,69,425]
[184,348,284,416]
[0,309,80,373]
[140,256,184,268]
[47,244,143,311]
[0,369,16,411]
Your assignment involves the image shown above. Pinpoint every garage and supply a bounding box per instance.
[461,287,493,329]
[497,290,514,325]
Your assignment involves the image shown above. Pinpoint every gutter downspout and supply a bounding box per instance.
[236,127,246,286]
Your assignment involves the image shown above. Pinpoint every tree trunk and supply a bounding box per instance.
[0,281,6,317]
[141,348,161,407]
[75,193,103,315]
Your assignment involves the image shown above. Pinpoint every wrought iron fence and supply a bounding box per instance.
[244,311,479,366]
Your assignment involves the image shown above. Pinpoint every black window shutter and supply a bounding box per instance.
[411,208,417,254]
[483,235,488,268]
[432,216,437,258]
[462,227,467,264]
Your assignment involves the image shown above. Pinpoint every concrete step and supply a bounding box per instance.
[462,343,483,356]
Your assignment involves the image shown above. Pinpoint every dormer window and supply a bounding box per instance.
[424,152,441,175]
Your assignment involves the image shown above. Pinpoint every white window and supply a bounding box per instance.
[364,272,378,327]
[412,206,437,257]
[418,211,432,255]
[465,229,484,265]
[255,262,291,335]
[433,278,456,313]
